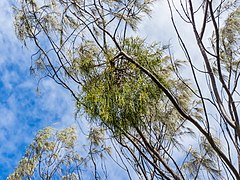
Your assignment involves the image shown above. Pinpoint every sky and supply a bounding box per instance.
[0,0,236,179]
[0,0,76,178]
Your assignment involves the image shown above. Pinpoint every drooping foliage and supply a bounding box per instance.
[78,37,190,133]
[7,126,110,179]
[7,127,80,179]
[219,7,240,74]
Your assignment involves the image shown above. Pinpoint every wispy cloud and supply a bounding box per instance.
[0,0,76,178]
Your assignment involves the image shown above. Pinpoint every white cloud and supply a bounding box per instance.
[0,105,15,129]
[0,0,77,177]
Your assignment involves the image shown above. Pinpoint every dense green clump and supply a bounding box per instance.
[75,37,183,132]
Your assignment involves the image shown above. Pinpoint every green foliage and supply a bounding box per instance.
[183,137,222,179]
[7,127,80,180]
[221,7,240,47]
[8,125,111,179]
[13,0,156,44]
[75,37,188,134]
[69,40,101,76]
[217,7,240,74]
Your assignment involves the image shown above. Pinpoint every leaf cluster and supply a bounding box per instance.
[75,37,191,137]
[7,127,80,180]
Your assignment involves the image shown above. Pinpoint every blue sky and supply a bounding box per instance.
[0,0,76,178]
